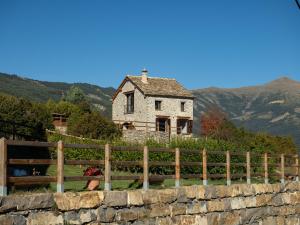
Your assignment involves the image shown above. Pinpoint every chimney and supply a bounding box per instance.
[141,69,148,83]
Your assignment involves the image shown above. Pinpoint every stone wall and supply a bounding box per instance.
[122,130,170,143]
[1,182,300,224]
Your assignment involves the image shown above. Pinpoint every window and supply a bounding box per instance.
[156,117,170,132]
[155,100,162,111]
[181,102,185,112]
[177,119,193,134]
[125,92,134,114]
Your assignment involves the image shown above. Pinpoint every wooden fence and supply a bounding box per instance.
[0,137,299,196]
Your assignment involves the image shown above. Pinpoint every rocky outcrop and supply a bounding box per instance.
[1,183,300,224]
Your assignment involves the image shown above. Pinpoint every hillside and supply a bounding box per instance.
[192,77,300,147]
[1,72,300,147]
[0,72,114,117]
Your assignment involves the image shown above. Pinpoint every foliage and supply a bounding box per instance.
[67,111,121,140]
[0,94,53,140]
[48,132,297,178]
[200,106,297,155]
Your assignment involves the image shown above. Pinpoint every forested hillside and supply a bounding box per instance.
[0,72,114,117]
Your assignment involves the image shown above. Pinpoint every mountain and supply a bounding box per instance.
[1,72,300,147]
[0,72,114,117]
[192,77,300,147]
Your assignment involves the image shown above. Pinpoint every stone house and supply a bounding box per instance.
[112,70,194,141]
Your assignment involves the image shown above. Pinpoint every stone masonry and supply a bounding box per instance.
[1,183,300,224]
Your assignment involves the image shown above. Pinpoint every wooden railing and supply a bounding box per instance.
[0,137,299,196]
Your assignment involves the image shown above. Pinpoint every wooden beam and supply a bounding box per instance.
[296,155,299,182]
[57,140,64,193]
[264,153,268,184]
[202,149,207,185]
[226,151,231,186]
[246,152,251,184]
[143,146,149,190]
[104,144,111,191]
[0,138,7,196]
[281,154,285,184]
[175,147,180,188]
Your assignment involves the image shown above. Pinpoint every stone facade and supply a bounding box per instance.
[1,183,300,224]
[122,130,170,143]
[112,71,194,141]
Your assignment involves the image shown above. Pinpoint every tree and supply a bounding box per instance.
[67,111,121,140]
[0,94,52,140]
[64,86,91,112]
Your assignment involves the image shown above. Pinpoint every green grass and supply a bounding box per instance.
[9,164,280,195]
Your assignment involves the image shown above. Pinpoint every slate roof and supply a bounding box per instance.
[126,75,194,99]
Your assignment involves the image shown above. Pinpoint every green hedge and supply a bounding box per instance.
[47,133,287,177]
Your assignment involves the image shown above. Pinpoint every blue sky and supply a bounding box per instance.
[0,0,299,89]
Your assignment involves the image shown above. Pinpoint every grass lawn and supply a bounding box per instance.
[9,164,282,195]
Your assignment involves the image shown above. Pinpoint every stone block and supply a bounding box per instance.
[64,211,80,225]
[54,191,104,211]
[103,191,127,207]
[142,190,160,205]
[244,196,256,208]
[276,216,285,225]
[176,188,188,203]
[195,215,208,225]
[206,212,220,225]
[261,216,276,225]
[172,215,197,225]
[158,189,177,203]
[128,190,144,206]
[149,204,171,218]
[115,208,138,222]
[256,194,272,207]
[270,194,283,206]
[285,216,300,225]
[182,185,198,199]
[155,217,173,225]
[204,186,217,199]
[170,203,186,216]
[240,184,255,196]
[195,186,205,199]
[1,193,54,211]
[186,201,207,214]
[79,209,97,224]
[27,211,63,225]
[230,197,246,210]
[281,192,291,204]
[219,211,240,225]
[96,207,116,223]
[207,199,225,212]
[227,184,243,197]
[0,215,26,225]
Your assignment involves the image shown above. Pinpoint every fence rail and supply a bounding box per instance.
[0,137,299,196]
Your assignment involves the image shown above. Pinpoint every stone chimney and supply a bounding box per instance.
[141,69,148,84]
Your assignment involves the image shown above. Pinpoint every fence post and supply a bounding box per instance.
[104,144,112,191]
[57,140,64,193]
[226,151,231,186]
[202,148,207,185]
[246,151,251,184]
[175,147,180,188]
[264,153,268,184]
[296,155,299,182]
[143,146,149,190]
[281,154,285,184]
[0,138,7,196]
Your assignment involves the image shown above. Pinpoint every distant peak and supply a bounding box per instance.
[267,76,296,85]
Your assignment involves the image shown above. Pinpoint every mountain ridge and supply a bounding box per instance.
[1,72,300,148]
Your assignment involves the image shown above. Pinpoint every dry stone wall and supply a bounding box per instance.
[1,183,300,224]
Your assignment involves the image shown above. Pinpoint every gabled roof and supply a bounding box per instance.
[112,75,194,100]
